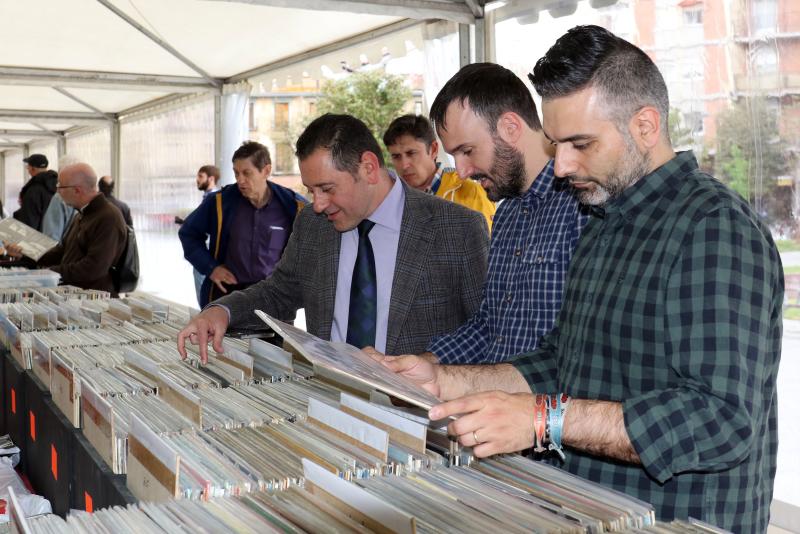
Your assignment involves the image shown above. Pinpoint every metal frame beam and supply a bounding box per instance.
[0,152,5,202]
[53,87,116,121]
[111,120,121,184]
[463,0,484,17]
[207,0,475,24]
[96,0,222,88]
[227,18,421,83]
[0,110,111,125]
[0,129,61,138]
[458,23,471,67]
[0,143,26,149]
[0,66,217,93]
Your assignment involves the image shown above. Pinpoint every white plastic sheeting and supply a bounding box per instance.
[3,152,24,218]
[119,99,214,231]
[219,82,252,186]
[65,128,112,179]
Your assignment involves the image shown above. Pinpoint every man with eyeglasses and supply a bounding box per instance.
[7,162,127,295]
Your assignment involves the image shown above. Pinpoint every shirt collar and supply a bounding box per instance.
[603,150,698,218]
[429,163,445,195]
[366,171,404,232]
[520,159,556,202]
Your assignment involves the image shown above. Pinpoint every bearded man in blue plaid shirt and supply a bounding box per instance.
[420,62,588,365]
[372,26,782,533]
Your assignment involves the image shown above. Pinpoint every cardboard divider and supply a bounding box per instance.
[79,379,117,473]
[126,414,180,502]
[50,352,80,427]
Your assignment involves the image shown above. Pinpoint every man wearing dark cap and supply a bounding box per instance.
[14,154,58,231]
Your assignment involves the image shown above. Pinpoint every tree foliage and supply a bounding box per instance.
[713,98,792,226]
[316,70,413,161]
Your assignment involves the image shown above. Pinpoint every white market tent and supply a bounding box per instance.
[0,0,494,191]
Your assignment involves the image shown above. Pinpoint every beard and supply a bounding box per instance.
[197,179,209,192]
[472,135,527,201]
[571,135,651,206]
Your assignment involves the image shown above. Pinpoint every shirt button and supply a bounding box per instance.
[535,256,543,264]
[497,336,504,343]
[505,293,512,303]
[514,248,522,257]
[522,208,529,215]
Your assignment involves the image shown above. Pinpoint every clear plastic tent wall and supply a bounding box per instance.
[119,98,214,232]
[66,128,111,179]
[3,152,24,218]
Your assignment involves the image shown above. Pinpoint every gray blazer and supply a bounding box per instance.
[218,183,489,355]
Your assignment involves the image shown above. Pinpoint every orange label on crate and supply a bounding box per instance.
[51,445,58,481]
[29,411,36,441]
[10,388,15,414]
[84,492,93,513]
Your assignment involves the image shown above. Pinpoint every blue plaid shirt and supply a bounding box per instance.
[428,160,588,364]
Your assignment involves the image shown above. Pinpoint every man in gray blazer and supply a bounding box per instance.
[178,114,489,364]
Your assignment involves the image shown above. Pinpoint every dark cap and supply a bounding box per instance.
[23,154,48,169]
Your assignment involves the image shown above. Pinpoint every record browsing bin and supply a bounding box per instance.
[3,349,138,517]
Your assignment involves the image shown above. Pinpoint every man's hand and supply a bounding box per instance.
[4,243,23,259]
[362,347,441,398]
[177,306,230,364]
[208,265,238,294]
[429,391,536,458]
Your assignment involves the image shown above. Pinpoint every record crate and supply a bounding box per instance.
[25,369,75,517]
[4,350,28,471]
[37,397,76,516]
[72,431,136,512]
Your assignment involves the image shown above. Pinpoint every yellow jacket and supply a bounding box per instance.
[436,169,496,231]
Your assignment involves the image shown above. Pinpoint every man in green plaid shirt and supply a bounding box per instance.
[372,26,782,533]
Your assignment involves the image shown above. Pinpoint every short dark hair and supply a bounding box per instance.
[197,165,220,179]
[232,141,271,169]
[98,176,113,195]
[383,115,436,149]
[295,113,385,174]
[529,25,669,136]
[429,63,541,134]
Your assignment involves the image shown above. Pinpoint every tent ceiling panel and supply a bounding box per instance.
[0,121,58,131]
[0,0,197,76]
[106,0,404,78]
[0,86,89,112]
[60,87,170,113]
[0,0,480,132]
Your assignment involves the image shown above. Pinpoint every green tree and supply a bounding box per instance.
[668,108,694,148]
[714,98,791,225]
[316,70,413,161]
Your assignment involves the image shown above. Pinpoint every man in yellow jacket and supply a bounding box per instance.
[384,114,495,231]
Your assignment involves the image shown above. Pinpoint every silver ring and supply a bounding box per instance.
[472,430,480,445]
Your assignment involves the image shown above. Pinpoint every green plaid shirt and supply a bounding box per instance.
[513,151,783,533]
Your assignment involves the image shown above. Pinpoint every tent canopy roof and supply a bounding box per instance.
[0,0,482,145]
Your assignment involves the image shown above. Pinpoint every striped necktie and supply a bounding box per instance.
[346,219,377,348]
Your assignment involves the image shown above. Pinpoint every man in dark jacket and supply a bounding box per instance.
[13,154,57,231]
[7,162,127,295]
[179,141,307,307]
[99,175,133,226]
